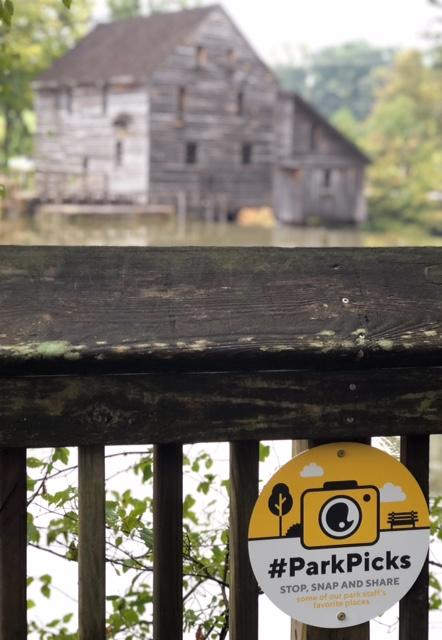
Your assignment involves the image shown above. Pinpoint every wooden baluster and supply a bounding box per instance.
[399,435,429,640]
[296,439,371,640]
[78,446,106,639]
[0,448,27,640]
[153,444,183,640]
[229,441,259,640]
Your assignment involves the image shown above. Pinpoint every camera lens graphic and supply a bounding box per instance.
[319,496,362,539]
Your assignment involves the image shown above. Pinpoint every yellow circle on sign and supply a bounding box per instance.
[248,442,429,629]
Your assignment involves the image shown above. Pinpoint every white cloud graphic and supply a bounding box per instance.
[300,463,324,478]
[380,482,407,503]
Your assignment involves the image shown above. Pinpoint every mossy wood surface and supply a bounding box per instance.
[0,246,441,375]
[0,367,441,446]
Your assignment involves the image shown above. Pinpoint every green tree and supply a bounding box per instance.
[108,0,201,19]
[275,41,395,121]
[108,0,142,19]
[361,50,442,231]
[0,0,91,166]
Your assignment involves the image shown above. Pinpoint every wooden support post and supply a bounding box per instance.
[153,444,183,640]
[78,446,106,640]
[177,191,187,236]
[229,441,259,640]
[0,448,27,640]
[399,435,429,640]
[297,439,370,640]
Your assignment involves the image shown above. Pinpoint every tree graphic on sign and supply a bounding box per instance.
[268,483,293,537]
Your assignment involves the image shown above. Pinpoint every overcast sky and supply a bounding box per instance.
[95,0,441,62]
[220,0,441,62]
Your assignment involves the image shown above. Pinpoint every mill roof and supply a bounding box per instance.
[38,5,219,85]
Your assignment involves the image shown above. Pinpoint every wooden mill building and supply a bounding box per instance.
[34,4,369,224]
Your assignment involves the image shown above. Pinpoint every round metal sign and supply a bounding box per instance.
[248,442,429,628]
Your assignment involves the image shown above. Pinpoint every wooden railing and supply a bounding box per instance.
[1,246,441,640]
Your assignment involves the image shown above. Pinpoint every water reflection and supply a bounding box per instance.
[1,212,441,493]
[0,213,364,247]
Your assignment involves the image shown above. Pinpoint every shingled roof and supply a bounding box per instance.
[38,5,218,85]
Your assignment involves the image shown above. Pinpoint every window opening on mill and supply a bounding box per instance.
[66,88,73,113]
[227,48,236,69]
[102,85,108,116]
[322,169,332,188]
[196,45,207,67]
[178,86,187,117]
[237,91,244,116]
[242,143,252,165]
[186,142,198,165]
[115,141,123,167]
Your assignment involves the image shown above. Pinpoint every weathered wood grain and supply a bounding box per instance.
[229,441,259,640]
[1,367,442,447]
[399,435,429,640]
[1,247,441,376]
[153,444,182,640]
[0,448,27,640]
[78,446,106,640]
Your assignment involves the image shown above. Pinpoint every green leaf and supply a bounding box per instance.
[62,0,72,8]
[259,443,271,462]
[27,457,45,468]
[27,513,40,544]
[52,447,70,465]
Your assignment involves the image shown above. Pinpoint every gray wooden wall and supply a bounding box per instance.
[148,7,278,214]
[274,94,367,225]
[35,82,149,203]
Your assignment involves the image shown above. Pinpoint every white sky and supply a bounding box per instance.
[95,0,441,62]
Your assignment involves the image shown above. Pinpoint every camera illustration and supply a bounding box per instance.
[301,480,379,549]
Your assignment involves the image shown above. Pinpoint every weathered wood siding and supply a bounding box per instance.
[35,83,149,203]
[275,94,367,224]
[148,8,278,213]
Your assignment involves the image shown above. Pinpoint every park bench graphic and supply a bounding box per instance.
[387,510,418,529]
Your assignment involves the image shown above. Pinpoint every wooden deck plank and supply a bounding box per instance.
[78,445,106,640]
[153,444,183,640]
[229,441,259,640]
[399,435,429,640]
[0,448,27,640]
[1,368,442,447]
[0,247,441,375]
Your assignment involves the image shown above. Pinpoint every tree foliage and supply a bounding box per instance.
[26,446,241,639]
[108,0,201,20]
[0,0,91,166]
[362,51,442,231]
[275,41,395,120]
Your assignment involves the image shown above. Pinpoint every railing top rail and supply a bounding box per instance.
[1,246,441,376]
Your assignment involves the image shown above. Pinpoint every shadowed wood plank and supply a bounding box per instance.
[229,441,259,640]
[304,440,370,640]
[153,444,182,640]
[399,435,429,640]
[1,368,442,447]
[78,446,106,640]
[0,448,27,640]
[0,247,442,375]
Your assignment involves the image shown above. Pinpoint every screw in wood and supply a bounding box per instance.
[337,449,346,458]
[342,297,350,304]
[349,383,357,391]
[337,612,346,621]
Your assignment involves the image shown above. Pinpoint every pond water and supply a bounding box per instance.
[1,211,441,494]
